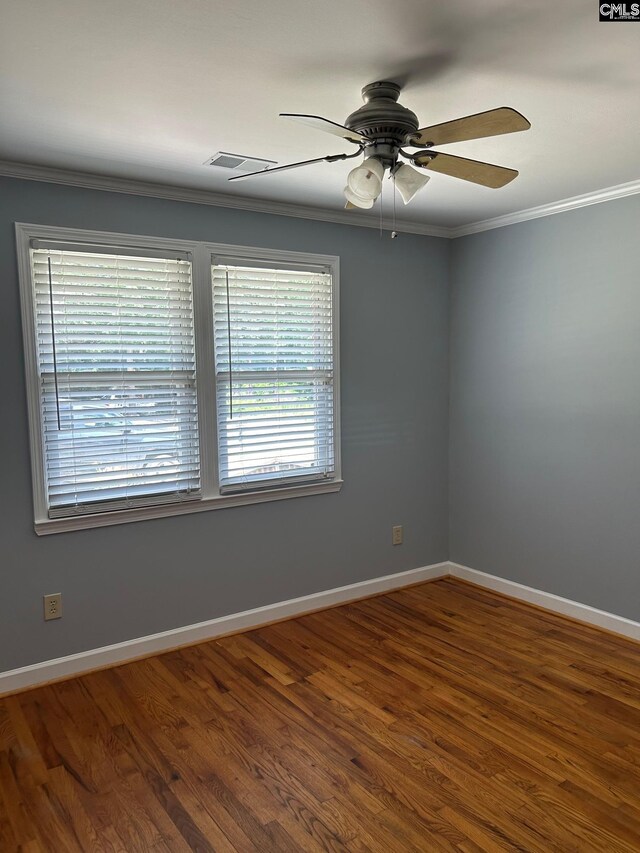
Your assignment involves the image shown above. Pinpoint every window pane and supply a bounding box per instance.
[212,263,335,491]
[31,248,200,515]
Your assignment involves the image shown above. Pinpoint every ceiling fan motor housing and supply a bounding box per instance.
[345,81,419,164]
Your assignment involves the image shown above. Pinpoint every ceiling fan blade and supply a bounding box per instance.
[412,107,530,147]
[228,153,350,182]
[413,151,518,188]
[280,113,367,144]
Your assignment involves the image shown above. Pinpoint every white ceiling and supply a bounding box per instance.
[1,0,639,229]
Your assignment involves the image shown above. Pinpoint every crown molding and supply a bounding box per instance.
[450,178,640,238]
[2,159,639,240]
[0,160,450,238]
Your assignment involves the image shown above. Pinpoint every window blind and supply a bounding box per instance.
[31,246,200,516]
[212,262,335,492]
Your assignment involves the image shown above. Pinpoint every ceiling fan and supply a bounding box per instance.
[228,81,530,209]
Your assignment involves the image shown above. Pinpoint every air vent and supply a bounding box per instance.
[205,152,276,172]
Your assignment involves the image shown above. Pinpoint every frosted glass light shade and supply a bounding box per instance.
[343,185,374,209]
[394,164,430,204]
[347,157,384,201]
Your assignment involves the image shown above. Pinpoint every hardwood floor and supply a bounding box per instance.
[2,577,640,851]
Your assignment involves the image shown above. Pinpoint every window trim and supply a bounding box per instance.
[16,223,342,535]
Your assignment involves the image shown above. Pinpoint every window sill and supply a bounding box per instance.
[34,479,343,536]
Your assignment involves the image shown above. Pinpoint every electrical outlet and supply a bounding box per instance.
[43,593,62,621]
[392,525,403,546]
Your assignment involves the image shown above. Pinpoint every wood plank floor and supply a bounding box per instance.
[2,578,640,851]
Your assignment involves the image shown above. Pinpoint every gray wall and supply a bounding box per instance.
[7,172,636,673]
[0,176,450,672]
[450,194,640,620]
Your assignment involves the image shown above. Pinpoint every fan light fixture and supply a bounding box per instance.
[345,157,384,205]
[393,163,430,204]
[343,185,374,209]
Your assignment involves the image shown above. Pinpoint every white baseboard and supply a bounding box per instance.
[449,562,640,642]
[0,561,449,696]
[3,559,639,696]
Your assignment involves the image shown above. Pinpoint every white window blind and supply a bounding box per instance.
[212,262,335,492]
[31,245,200,517]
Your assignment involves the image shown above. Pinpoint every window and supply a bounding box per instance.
[17,225,341,533]
[31,244,200,516]
[212,261,335,492]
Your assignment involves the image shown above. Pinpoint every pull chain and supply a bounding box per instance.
[390,168,399,239]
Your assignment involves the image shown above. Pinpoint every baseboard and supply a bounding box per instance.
[0,561,450,696]
[4,559,639,696]
[449,562,640,642]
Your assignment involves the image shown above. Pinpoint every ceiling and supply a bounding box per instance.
[1,0,639,230]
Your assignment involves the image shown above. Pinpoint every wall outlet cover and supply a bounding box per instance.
[43,593,62,621]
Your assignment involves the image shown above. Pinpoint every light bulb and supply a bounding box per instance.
[343,185,374,209]
[393,164,430,204]
[347,157,384,201]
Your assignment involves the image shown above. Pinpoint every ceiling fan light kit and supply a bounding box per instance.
[346,156,385,203]
[393,163,431,205]
[228,80,530,212]
[343,185,374,209]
